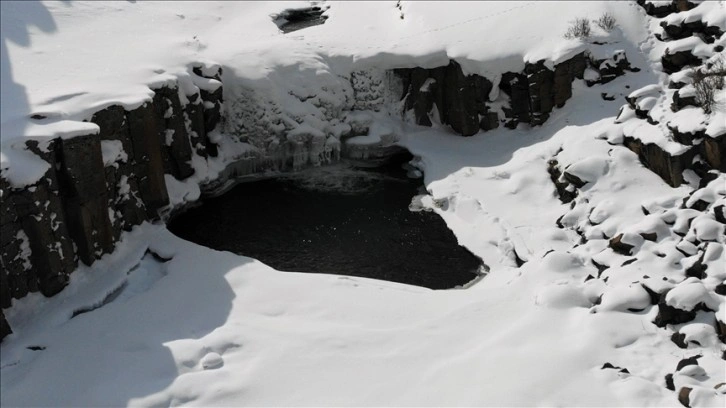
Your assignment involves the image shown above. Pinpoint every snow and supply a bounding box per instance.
[1,1,726,407]
[662,0,726,28]
[665,278,719,311]
[100,139,127,167]
[668,108,708,135]
[565,156,610,185]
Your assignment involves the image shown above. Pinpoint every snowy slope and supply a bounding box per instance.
[1,1,725,407]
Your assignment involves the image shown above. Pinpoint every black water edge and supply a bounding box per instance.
[168,150,485,289]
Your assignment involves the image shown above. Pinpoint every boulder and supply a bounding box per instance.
[671,88,698,112]
[609,233,638,255]
[662,50,702,74]
[440,61,482,136]
[678,387,692,408]
[622,136,697,187]
[593,51,634,85]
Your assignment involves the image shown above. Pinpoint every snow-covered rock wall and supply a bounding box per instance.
[614,0,725,187]
[0,45,639,339]
[0,64,224,338]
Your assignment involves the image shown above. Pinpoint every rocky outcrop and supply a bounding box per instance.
[395,50,627,134]
[395,61,492,136]
[636,0,698,18]
[622,0,725,187]
[622,136,697,187]
[0,66,223,339]
[662,49,702,74]
[702,133,726,172]
[153,86,195,180]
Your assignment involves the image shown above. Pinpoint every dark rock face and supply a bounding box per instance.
[589,51,634,85]
[153,86,195,180]
[662,49,702,74]
[669,123,705,145]
[127,101,171,220]
[273,6,329,33]
[500,72,531,127]
[554,52,586,107]
[0,310,10,339]
[622,136,696,187]
[654,301,697,327]
[184,91,211,159]
[678,386,692,407]
[57,134,116,266]
[547,159,577,204]
[701,133,726,172]
[671,332,688,348]
[1,68,224,341]
[661,18,724,43]
[716,317,726,344]
[1,142,79,301]
[396,61,491,136]
[609,234,635,256]
[637,0,698,18]
[192,65,224,138]
[671,88,698,112]
[676,355,701,371]
[396,50,627,134]
[90,105,147,240]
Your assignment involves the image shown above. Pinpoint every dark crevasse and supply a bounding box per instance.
[168,153,483,289]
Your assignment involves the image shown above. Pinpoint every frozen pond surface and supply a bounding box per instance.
[168,154,483,289]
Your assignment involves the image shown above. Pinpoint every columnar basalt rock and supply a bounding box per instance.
[192,65,224,140]
[702,133,726,172]
[396,50,623,134]
[622,136,697,187]
[525,61,555,126]
[90,105,147,241]
[184,90,211,159]
[57,133,116,266]
[500,72,531,127]
[1,141,78,301]
[153,86,195,180]
[1,66,224,340]
[553,52,587,108]
[396,61,492,136]
[126,101,171,220]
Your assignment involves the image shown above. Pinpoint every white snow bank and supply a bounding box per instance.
[665,278,719,311]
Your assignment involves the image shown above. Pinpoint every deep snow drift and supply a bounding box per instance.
[1,1,725,407]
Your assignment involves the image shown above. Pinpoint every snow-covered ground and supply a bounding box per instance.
[1,1,725,407]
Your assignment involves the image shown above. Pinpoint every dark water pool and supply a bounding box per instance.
[168,154,482,289]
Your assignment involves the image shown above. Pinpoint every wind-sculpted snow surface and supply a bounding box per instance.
[1,1,726,407]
